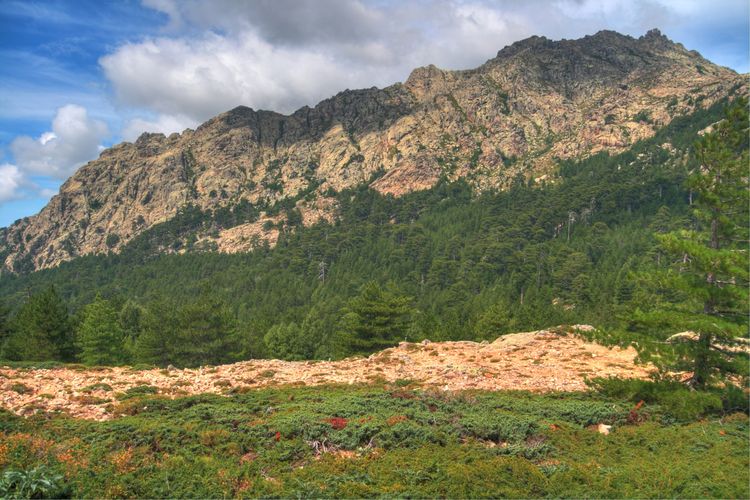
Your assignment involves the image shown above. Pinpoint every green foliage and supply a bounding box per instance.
[118,300,145,358]
[105,233,120,249]
[632,98,749,387]
[588,377,744,422]
[633,109,653,123]
[0,466,65,499]
[9,383,31,394]
[2,287,74,362]
[135,296,240,367]
[77,295,126,365]
[340,282,413,353]
[118,384,159,400]
[82,382,113,392]
[0,299,10,350]
[474,299,516,339]
[0,386,747,498]
[264,322,315,360]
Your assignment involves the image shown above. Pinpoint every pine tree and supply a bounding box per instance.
[119,300,146,362]
[264,322,312,360]
[340,282,412,354]
[77,295,125,365]
[136,296,239,367]
[134,302,173,366]
[171,297,239,367]
[635,98,749,387]
[474,300,515,340]
[4,287,74,361]
[649,206,674,234]
[0,300,11,353]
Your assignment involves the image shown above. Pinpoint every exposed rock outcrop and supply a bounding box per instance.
[1,29,745,272]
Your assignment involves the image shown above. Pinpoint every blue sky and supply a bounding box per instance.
[1,0,748,227]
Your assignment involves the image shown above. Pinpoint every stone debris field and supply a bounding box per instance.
[0,326,653,420]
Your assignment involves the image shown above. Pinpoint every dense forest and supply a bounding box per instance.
[0,99,746,374]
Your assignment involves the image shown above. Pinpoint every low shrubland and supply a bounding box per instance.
[0,384,747,498]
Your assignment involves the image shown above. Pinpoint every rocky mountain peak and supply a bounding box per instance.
[1,29,745,273]
[641,27,669,43]
[495,34,552,58]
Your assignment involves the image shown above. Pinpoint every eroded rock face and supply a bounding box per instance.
[1,29,745,272]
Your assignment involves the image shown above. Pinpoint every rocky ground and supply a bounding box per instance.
[0,326,653,420]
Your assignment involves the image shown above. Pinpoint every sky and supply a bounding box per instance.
[0,0,748,227]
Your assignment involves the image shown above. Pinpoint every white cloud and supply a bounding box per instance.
[0,164,24,202]
[10,104,109,179]
[100,1,537,136]
[121,113,198,141]
[95,0,747,140]
[100,31,385,122]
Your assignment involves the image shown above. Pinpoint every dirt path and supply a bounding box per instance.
[0,326,653,420]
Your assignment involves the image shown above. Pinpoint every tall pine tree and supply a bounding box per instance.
[135,296,239,367]
[340,282,412,354]
[77,295,126,365]
[635,98,749,387]
[0,300,11,353]
[3,287,74,361]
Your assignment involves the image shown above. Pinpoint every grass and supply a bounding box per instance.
[0,385,746,498]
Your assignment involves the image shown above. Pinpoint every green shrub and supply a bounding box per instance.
[633,110,653,123]
[0,385,747,498]
[394,379,415,387]
[719,384,750,414]
[105,233,121,248]
[589,377,742,421]
[457,413,537,442]
[0,466,66,499]
[10,383,31,395]
[117,384,158,400]
[82,382,113,392]
[657,390,722,422]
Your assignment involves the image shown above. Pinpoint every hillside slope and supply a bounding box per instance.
[0,29,744,272]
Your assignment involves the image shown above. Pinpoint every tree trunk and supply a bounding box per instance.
[694,202,721,388]
[691,331,712,388]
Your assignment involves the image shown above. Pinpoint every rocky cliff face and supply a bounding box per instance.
[1,29,745,272]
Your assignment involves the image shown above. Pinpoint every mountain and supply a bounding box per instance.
[0,29,745,273]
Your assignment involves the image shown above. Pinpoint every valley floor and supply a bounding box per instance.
[0,326,652,420]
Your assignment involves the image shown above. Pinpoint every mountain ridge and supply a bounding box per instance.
[1,28,745,273]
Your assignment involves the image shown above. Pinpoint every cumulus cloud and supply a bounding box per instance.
[103,0,746,141]
[0,163,60,204]
[101,31,392,122]
[0,164,25,202]
[102,0,542,133]
[10,104,109,179]
[142,0,383,46]
[121,113,199,142]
